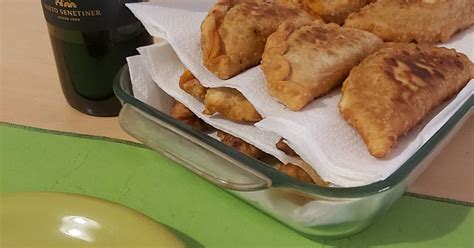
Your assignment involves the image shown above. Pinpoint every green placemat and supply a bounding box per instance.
[1,123,473,248]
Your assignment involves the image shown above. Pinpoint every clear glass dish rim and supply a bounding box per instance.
[114,65,473,198]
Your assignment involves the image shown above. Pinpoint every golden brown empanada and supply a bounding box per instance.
[339,43,473,158]
[262,19,383,111]
[276,162,328,186]
[170,101,213,132]
[302,0,374,24]
[217,131,265,158]
[203,87,262,122]
[217,130,327,185]
[275,138,298,157]
[344,0,474,43]
[178,70,262,122]
[201,0,313,79]
[217,129,327,185]
[179,70,207,102]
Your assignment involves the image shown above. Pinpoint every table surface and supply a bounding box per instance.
[1,0,473,203]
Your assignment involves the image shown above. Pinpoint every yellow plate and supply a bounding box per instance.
[0,192,186,247]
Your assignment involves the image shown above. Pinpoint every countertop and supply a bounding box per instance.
[1,0,473,203]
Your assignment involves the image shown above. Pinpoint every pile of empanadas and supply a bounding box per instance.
[166,0,473,185]
[172,68,328,185]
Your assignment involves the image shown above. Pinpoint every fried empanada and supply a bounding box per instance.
[179,70,207,102]
[178,70,262,122]
[262,19,383,111]
[217,128,327,185]
[344,0,474,43]
[301,0,373,24]
[203,87,262,122]
[201,0,313,79]
[217,131,265,158]
[339,43,473,158]
[276,162,328,186]
[275,138,298,157]
[170,101,213,132]
[217,130,327,185]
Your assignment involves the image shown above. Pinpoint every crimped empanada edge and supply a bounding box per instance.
[179,70,208,102]
[262,19,318,111]
[200,0,235,79]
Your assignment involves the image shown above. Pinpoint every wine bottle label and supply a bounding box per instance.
[41,0,143,31]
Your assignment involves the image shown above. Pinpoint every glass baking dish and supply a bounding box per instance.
[114,65,473,238]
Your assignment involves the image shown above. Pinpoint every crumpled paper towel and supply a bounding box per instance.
[127,2,473,187]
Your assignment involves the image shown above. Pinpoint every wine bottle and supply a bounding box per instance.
[41,0,152,116]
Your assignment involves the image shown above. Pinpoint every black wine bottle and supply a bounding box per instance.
[41,0,152,116]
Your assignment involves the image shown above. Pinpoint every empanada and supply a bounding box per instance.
[203,87,262,122]
[201,0,313,79]
[339,43,473,158]
[302,0,374,24]
[276,162,328,186]
[170,101,213,132]
[179,70,207,102]
[275,138,298,157]
[217,131,327,185]
[344,0,474,43]
[178,70,262,122]
[262,19,383,111]
[217,131,265,158]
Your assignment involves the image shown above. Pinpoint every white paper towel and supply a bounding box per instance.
[137,41,301,165]
[127,2,473,187]
[126,57,386,226]
[127,55,175,112]
[127,2,287,117]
